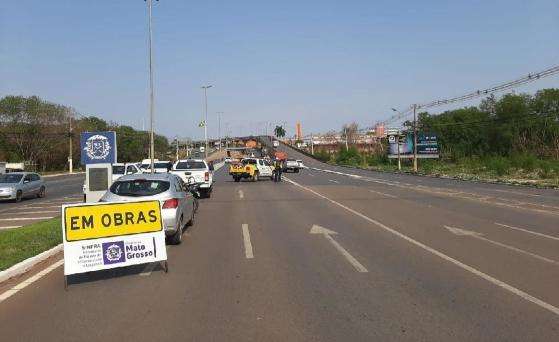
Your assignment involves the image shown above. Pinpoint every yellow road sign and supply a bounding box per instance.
[63,201,163,242]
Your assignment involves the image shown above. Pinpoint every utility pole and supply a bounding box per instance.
[397,133,401,171]
[344,127,349,150]
[413,103,418,172]
[68,109,73,174]
[175,138,179,160]
[146,0,157,174]
[201,85,212,159]
[311,133,314,155]
[217,111,223,150]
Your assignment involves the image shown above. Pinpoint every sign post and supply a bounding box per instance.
[81,131,117,203]
[62,200,168,288]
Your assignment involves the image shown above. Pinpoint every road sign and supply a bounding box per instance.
[80,131,117,164]
[62,200,167,278]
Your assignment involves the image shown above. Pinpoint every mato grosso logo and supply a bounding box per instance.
[83,134,112,160]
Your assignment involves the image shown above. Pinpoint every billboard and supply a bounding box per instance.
[388,133,439,159]
[80,131,117,164]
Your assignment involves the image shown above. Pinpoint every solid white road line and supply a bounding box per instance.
[0,226,22,230]
[242,224,254,259]
[0,259,64,303]
[444,225,559,266]
[284,177,559,317]
[494,222,559,242]
[369,189,397,198]
[0,217,54,221]
[328,179,339,184]
[238,190,244,199]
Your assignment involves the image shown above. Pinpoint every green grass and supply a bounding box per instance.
[0,218,62,271]
[325,150,559,187]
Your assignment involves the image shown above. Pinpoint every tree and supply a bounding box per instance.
[341,122,359,145]
[274,125,286,138]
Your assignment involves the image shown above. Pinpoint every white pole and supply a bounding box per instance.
[147,0,155,174]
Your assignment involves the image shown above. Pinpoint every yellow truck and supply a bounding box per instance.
[229,158,274,182]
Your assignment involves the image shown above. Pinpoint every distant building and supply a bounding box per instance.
[296,122,302,140]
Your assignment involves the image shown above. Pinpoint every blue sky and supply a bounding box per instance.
[1,0,558,139]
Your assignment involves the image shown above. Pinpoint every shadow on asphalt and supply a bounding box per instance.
[66,262,166,286]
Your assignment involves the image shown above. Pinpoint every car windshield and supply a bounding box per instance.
[110,179,170,197]
[154,162,170,169]
[243,159,257,165]
[112,165,125,175]
[175,161,206,170]
[0,174,23,183]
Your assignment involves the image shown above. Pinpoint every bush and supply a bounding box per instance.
[484,156,511,176]
[313,150,331,162]
[335,147,362,166]
[366,153,388,166]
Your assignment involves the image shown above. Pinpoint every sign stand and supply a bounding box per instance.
[62,200,168,289]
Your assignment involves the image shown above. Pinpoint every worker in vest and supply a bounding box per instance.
[273,159,283,182]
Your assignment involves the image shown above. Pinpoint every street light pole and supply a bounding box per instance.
[413,104,418,172]
[201,85,212,159]
[217,111,223,150]
[146,0,156,174]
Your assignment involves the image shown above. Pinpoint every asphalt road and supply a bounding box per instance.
[0,173,85,229]
[1,150,558,341]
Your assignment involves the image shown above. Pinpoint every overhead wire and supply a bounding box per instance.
[381,64,559,126]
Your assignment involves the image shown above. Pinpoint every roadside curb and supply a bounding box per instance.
[0,244,63,284]
[42,172,85,178]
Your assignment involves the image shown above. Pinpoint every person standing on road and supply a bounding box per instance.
[273,159,283,182]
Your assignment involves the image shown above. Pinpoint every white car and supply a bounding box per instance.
[224,157,233,163]
[171,159,213,198]
[142,161,172,174]
[112,163,141,182]
[243,158,274,179]
[100,173,195,245]
[285,159,301,173]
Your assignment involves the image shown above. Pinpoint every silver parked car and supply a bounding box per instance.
[99,173,195,245]
[0,172,46,202]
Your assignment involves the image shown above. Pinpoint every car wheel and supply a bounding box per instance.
[15,190,22,203]
[169,219,183,245]
[37,186,46,198]
[187,209,195,226]
[234,176,240,182]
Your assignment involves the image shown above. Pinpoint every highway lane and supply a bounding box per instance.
[0,173,85,229]
[0,162,558,340]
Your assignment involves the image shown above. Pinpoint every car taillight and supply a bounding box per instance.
[205,172,209,181]
[162,198,179,209]
[245,166,250,172]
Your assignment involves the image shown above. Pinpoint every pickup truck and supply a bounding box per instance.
[284,159,301,173]
[171,159,213,198]
[229,158,273,182]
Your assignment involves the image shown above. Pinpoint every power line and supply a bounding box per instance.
[382,64,559,126]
